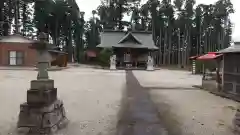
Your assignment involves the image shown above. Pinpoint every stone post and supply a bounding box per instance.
[146,55,154,71]
[17,32,68,134]
[233,106,240,133]
[110,54,116,70]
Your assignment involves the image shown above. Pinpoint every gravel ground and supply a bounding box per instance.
[1,67,239,135]
[133,69,239,135]
[0,67,126,135]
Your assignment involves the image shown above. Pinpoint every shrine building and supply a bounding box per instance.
[97,30,158,69]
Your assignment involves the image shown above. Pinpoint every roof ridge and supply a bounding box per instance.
[0,34,35,41]
[0,34,37,43]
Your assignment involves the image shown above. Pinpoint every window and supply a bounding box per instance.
[9,51,24,65]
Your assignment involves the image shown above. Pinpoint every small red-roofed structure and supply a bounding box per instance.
[196,52,223,93]
[197,52,223,60]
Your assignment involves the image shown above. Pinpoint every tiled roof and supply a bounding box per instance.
[197,52,222,60]
[218,42,240,53]
[97,31,158,50]
[0,34,36,43]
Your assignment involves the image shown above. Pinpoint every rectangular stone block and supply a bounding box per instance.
[234,119,240,125]
[30,79,54,90]
[20,102,29,112]
[27,88,57,105]
[39,99,63,113]
[18,109,43,128]
[235,112,240,118]
[28,99,63,113]
[29,127,46,134]
[58,117,69,129]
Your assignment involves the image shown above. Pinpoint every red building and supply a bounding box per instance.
[0,34,37,66]
[0,34,68,67]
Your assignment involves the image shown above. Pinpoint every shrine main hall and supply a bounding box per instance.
[97,30,158,70]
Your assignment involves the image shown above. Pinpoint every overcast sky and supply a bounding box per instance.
[76,0,240,41]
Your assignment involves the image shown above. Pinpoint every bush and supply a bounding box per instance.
[97,48,113,67]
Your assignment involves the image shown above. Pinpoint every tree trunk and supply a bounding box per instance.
[168,27,172,65]
[118,3,123,30]
[204,29,207,53]
[186,27,191,65]
[183,24,187,67]
[67,20,73,62]
[159,28,162,65]
[178,28,181,67]
[163,29,167,65]
[0,1,3,36]
[22,2,27,36]
[218,30,221,50]
[199,25,202,54]
[53,18,59,45]
[14,0,20,33]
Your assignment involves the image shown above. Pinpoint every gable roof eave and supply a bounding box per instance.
[117,32,142,44]
[96,44,112,48]
[0,34,36,44]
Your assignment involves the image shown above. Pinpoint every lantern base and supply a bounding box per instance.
[233,107,240,133]
[146,65,154,71]
[17,99,68,134]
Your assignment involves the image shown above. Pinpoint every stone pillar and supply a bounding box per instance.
[17,32,68,134]
[110,54,116,70]
[146,55,154,71]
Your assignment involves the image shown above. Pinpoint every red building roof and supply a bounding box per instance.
[197,52,222,60]
[189,55,199,60]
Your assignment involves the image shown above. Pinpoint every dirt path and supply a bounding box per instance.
[116,71,168,135]
[133,70,239,135]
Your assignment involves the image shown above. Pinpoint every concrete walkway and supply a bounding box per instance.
[117,71,167,135]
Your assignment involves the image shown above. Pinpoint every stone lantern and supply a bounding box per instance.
[17,32,68,134]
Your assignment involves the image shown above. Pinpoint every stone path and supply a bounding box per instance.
[116,71,167,135]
